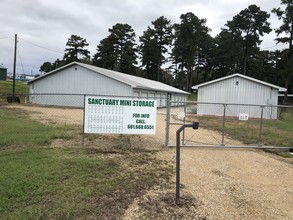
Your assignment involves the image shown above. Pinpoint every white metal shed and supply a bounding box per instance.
[28,62,189,107]
[192,74,287,119]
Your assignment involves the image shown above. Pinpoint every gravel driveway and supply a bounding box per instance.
[157,148,293,219]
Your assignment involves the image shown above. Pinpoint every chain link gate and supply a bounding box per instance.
[165,97,293,149]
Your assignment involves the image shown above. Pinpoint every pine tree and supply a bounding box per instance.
[272,0,293,101]
[63,35,90,64]
[139,16,173,81]
[93,24,137,75]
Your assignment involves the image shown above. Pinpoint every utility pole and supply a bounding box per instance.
[12,34,17,101]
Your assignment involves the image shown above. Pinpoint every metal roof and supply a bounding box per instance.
[192,73,287,92]
[29,62,189,95]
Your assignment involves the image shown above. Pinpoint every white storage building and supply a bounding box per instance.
[192,74,287,119]
[28,62,189,107]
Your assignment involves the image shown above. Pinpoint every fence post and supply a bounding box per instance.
[82,94,86,146]
[221,104,227,146]
[165,94,171,147]
[182,102,187,145]
[259,106,264,146]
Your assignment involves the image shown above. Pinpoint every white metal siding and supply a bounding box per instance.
[197,76,278,119]
[33,65,132,95]
[133,89,167,107]
[30,65,132,107]
[29,63,189,108]
[29,94,84,107]
[132,89,188,108]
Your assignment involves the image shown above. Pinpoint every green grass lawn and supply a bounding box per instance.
[0,147,169,219]
[0,107,173,219]
[0,108,70,147]
[0,147,118,219]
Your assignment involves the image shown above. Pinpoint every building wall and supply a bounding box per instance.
[30,65,132,95]
[29,65,132,107]
[197,76,278,119]
[29,64,188,108]
[133,89,188,108]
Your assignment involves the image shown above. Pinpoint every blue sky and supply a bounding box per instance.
[0,0,287,75]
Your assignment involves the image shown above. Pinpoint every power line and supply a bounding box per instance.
[18,37,64,55]
[0,36,14,40]
[17,47,25,75]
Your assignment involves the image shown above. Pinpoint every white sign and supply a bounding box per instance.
[84,96,157,134]
[239,113,249,121]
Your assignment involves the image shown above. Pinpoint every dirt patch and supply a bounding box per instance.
[6,104,83,125]
[123,189,207,220]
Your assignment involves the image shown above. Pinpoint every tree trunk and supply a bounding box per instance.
[283,76,289,104]
[186,68,192,92]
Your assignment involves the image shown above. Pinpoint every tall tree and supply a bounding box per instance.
[196,33,216,82]
[39,61,53,73]
[93,23,137,74]
[139,27,159,80]
[272,0,293,102]
[39,59,66,73]
[213,28,244,77]
[245,50,277,81]
[225,5,272,75]
[93,36,116,69]
[139,16,173,81]
[63,35,90,64]
[172,12,210,92]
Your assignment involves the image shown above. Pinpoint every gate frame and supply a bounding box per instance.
[165,99,293,148]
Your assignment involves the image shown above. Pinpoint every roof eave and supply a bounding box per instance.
[192,73,287,92]
[278,87,287,92]
[134,85,190,95]
[28,62,78,84]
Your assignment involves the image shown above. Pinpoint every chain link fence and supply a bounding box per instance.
[1,93,292,149]
[166,100,293,148]
[0,93,168,147]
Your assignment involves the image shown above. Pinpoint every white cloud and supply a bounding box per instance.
[0,0,287,74]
